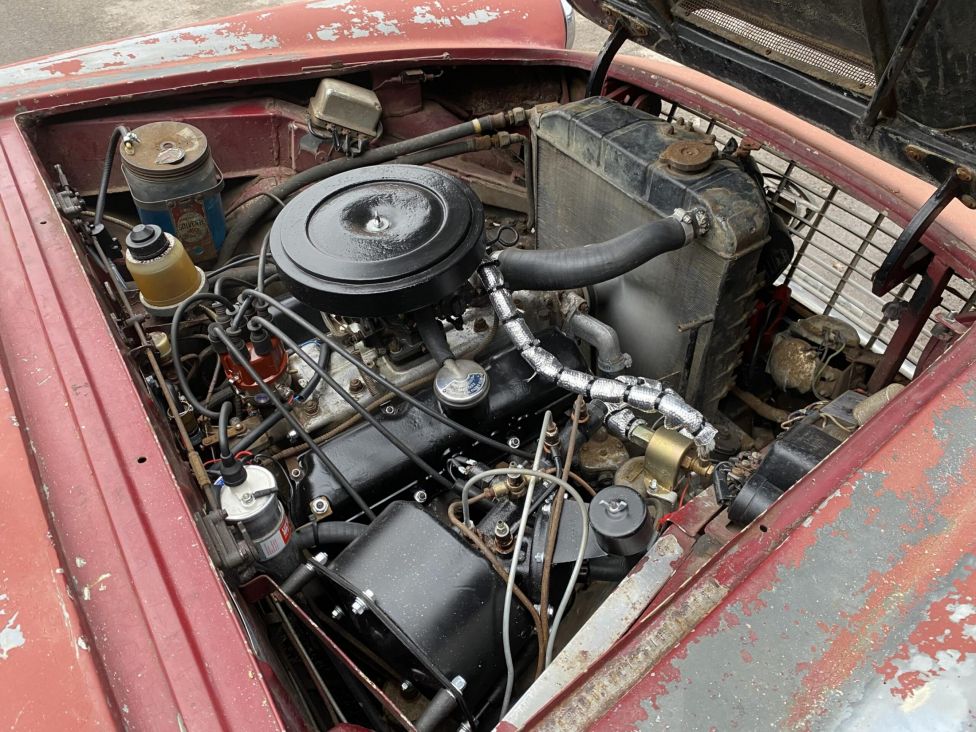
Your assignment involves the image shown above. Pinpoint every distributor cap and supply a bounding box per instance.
[271,165,486,316]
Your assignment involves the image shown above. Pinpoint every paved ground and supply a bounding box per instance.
[0,1,656,65]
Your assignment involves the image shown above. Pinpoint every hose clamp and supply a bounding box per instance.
[672,207,711,241]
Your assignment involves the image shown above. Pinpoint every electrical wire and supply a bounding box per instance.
[205,254,261,279]
[79,209,134,231]
[236,288,534,459]
[170,292,235,419]
[270,313,499,462]
[218,401,233,459]
[539,397,584,657]
[544,479,588,668]
[254,316,454,492]
[256,232,272,293]
[211,326,376,520]
[224,190,286,218]
[501,411,550,720]
[446,502,546,677]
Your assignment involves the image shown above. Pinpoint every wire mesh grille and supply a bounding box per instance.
[678,0,877,91]
[656,99,975,377]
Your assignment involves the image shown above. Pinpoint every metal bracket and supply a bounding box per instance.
[857,0,942,135]
[872,166,969,296]
[585,20,631,97]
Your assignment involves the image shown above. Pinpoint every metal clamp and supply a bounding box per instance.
[872,166,969,296]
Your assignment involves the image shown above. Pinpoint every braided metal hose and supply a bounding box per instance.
[478,211,718,455]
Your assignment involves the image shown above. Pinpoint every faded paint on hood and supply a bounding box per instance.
[0,0,567,114]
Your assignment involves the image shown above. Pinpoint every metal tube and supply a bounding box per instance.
[478,260,717,455]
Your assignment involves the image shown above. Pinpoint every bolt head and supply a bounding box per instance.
[383,404,396,416]
[494,521,511,538]
[350,589,374,616]
[310,497,330,514]
[507,436,521,449]
[331,606,344,621]
[413,489,428,503]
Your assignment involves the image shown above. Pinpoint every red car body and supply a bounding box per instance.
[0,1,974,730]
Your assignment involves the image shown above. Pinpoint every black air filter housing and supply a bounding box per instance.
[271,164,485,316]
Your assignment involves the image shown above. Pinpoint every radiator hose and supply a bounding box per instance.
[478,207,718,456]
[495,208,709,290]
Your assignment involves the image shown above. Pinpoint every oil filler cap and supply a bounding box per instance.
[271,164,486,316]
[589,485,654,556]
[126,224,169,260]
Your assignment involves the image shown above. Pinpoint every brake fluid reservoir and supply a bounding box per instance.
[120,121,226,263]
[124,224,206,317]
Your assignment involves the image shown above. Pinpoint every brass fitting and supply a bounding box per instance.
[626,425,714,492]
[506,469,527,499]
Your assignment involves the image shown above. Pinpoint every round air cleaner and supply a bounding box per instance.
[271,165,485,316]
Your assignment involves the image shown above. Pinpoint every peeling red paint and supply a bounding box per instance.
[527,324,976,729]
[876,563,976,700]
[38,58,84,76]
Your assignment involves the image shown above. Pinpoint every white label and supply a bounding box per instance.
[256,518,292,560]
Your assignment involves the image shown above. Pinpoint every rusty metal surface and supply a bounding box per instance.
[524,322,976,729]
[0,15,973,725]
[504,534,684,728]
[0,0,568,114]
[0,118,285,729]
[0,358,117,730]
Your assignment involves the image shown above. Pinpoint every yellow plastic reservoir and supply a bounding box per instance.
[124,224,205,316]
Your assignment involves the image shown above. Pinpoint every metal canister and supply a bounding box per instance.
[120,121,226,263]
[220,464,299,579]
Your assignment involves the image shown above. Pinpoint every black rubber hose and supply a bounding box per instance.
[206,254,261,279]
[93,125,129,228]
[216,109,522,266]
[218,401,233,458]
[588,554,637,582]
[293,521,367,550]
[414,308,454,366]
[212,326,377,520]
[415,687,458,732]
[496,217,687,291]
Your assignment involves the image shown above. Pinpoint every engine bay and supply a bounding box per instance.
[29,63,954,730]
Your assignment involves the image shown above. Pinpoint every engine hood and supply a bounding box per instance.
[572,0,976,198]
